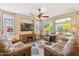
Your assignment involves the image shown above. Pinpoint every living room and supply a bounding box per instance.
[0,3,79,56]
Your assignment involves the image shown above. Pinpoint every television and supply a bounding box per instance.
[20,23,34,31]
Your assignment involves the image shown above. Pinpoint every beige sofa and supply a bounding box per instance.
[0,39,31,56]
[44,35,79,56]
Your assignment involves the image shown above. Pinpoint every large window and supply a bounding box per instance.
[55,17,72,36]
[3,13,14,39]
[43,19,53,35]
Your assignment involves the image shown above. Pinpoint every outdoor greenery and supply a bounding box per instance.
[62,23,71,31]
[45,24,52,32]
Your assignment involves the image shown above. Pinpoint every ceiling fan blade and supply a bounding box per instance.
[41,16,49,18]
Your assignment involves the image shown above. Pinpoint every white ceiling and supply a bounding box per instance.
[0,3,79,17]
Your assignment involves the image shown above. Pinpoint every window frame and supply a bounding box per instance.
[55,17,72,36]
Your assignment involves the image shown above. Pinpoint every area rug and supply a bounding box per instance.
[31,40,46,56]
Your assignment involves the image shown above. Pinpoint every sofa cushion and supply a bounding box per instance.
[54,40,67,48]
[53,45,63,54]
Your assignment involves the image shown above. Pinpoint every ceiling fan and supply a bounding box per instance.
[30,8,49,20]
